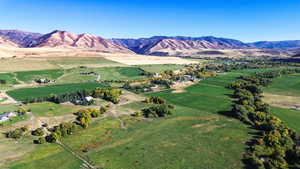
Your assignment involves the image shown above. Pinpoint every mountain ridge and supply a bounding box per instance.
[1,29,300,55]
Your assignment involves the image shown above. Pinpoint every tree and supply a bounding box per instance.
[32,128,44,136]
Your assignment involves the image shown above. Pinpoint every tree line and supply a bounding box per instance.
[226,69,300,169]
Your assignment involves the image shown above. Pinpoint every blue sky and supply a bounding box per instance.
[0,0,299,42]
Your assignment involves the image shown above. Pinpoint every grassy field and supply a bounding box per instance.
[0,114,29,126]
[0,73,19,89]
[57,67,145,84]
[264,73,300,97]
[0,104,19,112]
[138,64,185,73]
[270,106,300,133]
[24,102,81,117]
[15,70,64,83]
[5,70,252,169]
[7,82,108,101]
[5,68,300,169]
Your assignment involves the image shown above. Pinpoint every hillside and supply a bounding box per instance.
[0,30,42,47]
[249,40,300,50]
[113,36,251,55]
[0,36,19,48]
[27,30,133,53]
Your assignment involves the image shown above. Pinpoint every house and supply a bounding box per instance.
[85,96,94,102]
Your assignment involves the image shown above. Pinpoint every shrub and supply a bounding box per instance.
[32,128,44,136]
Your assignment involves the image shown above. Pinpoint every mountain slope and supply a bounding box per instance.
[249,40,300,50]
[113,36,251,54]
[27,30,133,53]
[0,36,19,48]
[0,30,43,47]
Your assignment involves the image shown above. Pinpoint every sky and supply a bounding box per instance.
[0,0,299,42]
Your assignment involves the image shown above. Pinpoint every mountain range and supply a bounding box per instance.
[0,29,300,56]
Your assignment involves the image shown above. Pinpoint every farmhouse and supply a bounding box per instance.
[0,112,17,123]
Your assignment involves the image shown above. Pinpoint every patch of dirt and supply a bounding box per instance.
[263,93,300,110]
[171,81,196,93]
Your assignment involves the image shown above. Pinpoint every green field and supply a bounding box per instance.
[0,114,29,126]
[57,67,145,84]
[0,104,19,112]
[15,69,64,83]
[270,106,300,133]
[24,102,81,117]
[5,68,300,169]
[7,82,108,101]
[6,70,252,169]
[138,64,185,73]
[264,73,300,97]
[0,73,19,89]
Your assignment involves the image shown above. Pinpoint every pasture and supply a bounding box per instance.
[57,67,146,84]
[264,73,300,97]
[6,70,252,169]
[15,70,64,83]
[7,82,108,101]
[3,67,300,169]
[0,73,19,89]
[23,102,81,117]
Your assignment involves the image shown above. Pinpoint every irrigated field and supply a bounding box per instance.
[15,70,64,83]
[3,67,300,169]
[264,73,300,96]
[23,102,82,117]
[6,70,253,169]
[7,82,108,101]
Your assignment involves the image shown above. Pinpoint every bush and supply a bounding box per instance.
[144,96,166,104]
[6,126,28,139]
[142,104,174,118]
[32,128,44,136]
[34,137,46,144]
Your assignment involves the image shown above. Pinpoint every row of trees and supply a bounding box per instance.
[23,90,94,105]
[227,69,300,169]
[23,88,122,105]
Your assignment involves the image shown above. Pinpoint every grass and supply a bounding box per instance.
[57,67,145,84]
[24,102,81,117]
[15,69,64,83]
[0,114,29,126]
[7,68,299,169]
[138,64,185,73]
[0,73,19,89]
[0,104,19,112]
[264,73,300,97]
[7,82,108,101]
[270,106,300,133]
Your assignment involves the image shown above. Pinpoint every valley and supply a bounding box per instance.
[0,55,299,169]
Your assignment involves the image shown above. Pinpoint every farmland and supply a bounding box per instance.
[5,70,253,169]
[7,82,108,101]
[1,58,300,169]
[15,69,64,83]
